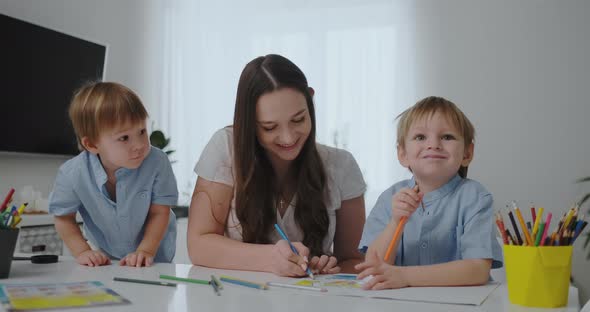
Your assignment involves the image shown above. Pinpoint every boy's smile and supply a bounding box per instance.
[398,111,473,190]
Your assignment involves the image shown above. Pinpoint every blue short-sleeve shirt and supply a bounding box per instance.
[359,174,503,268]
[48,146,178,262]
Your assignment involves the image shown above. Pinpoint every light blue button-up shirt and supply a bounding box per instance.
[360,174,503,268]
[49,146,178,262]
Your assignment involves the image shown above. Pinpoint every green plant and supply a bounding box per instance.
[576,176,590,259]
[150,129,175,163]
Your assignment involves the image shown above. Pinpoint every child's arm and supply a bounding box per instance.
[367,186,422,263]
[187,177,310,276]
[357,248,492,289]
[120,203,170,267]
[54,214,110,266]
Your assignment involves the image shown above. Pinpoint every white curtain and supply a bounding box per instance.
[157,0,416,213]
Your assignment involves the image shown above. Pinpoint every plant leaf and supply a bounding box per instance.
[165,150,175,155]
[150,130,166,148]
[576,176,590,183]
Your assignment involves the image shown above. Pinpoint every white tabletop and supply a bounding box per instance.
[0,259,580,312]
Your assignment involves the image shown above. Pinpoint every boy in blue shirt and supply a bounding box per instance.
[49,82,178,267]
[356,96,502,289]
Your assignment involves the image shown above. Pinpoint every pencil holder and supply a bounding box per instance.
[0,228,19,279]
[504,245,573,308]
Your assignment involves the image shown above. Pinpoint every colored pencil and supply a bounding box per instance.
[274,223,314,279]
[267,282,327,292]
[159,274,210,285]
[211,275,223,290]
[539,212,552,246]
[114,277,176,287]
[219,275,268,290]
[210,277,221,295]
[384,216,407,261]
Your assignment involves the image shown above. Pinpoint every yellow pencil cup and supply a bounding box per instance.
[504,245,573,308]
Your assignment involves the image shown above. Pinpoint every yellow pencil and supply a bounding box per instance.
[531,207,544,238]
[513,203,533,246]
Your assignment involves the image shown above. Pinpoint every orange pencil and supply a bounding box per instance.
[384,216,407,262]
[384,184,420,262]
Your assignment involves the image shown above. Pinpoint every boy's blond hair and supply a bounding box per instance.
[396,96,475,178]
[69,82,148,150]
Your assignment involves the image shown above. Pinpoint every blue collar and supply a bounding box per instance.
[89,153,131,187]
[410,174,463,205]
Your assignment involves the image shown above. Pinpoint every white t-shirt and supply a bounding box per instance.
[194,127,366,253]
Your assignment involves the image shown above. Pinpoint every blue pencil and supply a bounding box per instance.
[273,224,314,279]
[219,276,268,290]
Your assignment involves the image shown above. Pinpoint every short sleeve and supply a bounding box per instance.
[358,187,392,252]
[48,165,82,216]
[460,193,503,268]
[194,128,234,187]
[336,150,367,200]
[151,152,179,206]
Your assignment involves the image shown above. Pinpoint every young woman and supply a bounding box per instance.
[187,54,366,276]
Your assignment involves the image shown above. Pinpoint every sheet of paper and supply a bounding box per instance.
[0,281,130,311]
[288,274,499,306]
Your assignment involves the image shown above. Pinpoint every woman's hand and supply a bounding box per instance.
[269,240,310,277]
[309,255,341,274]
[76,250,111,267]
[391,185,422,224]
[355,249,409,290]
[119,250,155,267]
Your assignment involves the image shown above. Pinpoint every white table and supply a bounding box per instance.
[0,259,579,312]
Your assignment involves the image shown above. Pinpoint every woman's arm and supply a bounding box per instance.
[187,177,308,276]
[333,196,366,273]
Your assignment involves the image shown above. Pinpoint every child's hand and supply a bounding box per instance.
[355,249,408,290]
[76,250,111,267]
[391,185,423,224]
[119,250,154,267]
[269,240,310,277]
[309,255,341,275]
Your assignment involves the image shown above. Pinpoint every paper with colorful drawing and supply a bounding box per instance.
[0,281,130,311]
[285,274,499,306]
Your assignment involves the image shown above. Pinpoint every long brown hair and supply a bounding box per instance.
[233,54,329,257]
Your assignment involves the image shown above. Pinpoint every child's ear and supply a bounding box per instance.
[308,87,315,97]
[397,144,410,168]
[81,137,99,155]
[461,142,475,167]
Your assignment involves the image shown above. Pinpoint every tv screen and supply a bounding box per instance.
[0,13,107,156]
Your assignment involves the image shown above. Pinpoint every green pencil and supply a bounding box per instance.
[159,274,210,285]
[114,277,176,287]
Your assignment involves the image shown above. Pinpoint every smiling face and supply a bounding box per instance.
[255,87,312,169]
[398,111,474,186]
[82,119,150,175]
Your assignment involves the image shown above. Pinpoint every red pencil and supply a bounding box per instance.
[0,188,15,212]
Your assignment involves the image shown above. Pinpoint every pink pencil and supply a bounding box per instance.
[539,212,552,246]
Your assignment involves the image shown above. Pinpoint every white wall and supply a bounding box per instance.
[0,0,166,203]
[414,0,590,304]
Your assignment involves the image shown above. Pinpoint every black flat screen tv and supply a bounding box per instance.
[0,13,107,156]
